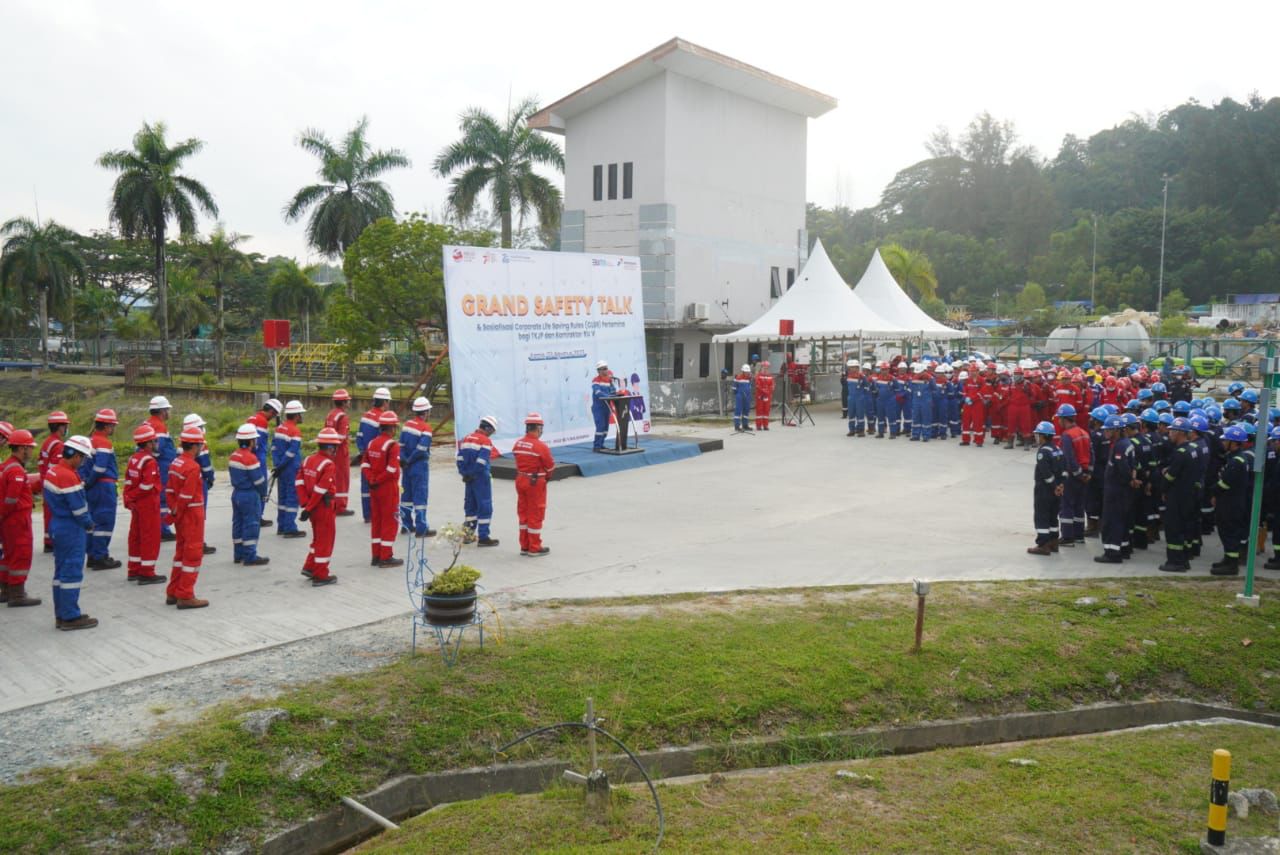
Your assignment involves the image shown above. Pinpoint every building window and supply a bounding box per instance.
[623,162,633,199]
[787,268,796,290]
[698,342,710,378]
[593,165,603,201]
[770,266,781,299]
[607,163,618,200]
[723,343,733,374]
[673,342,684,379]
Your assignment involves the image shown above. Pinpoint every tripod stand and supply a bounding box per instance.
[777,367,814,427]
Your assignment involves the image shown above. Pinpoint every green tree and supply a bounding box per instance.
[156,267,212,358]
[74,284,124,363]
[0,217,87,366]
[189,225,253,378]
[115,311,159,342]
[434,97,564,248]
[329,216,493,363]
[98,122,219,376]
[268,260,327,344]
[283,116,408,285]
[879,243,938,300]
[1015,282,1047,318]
[1160,288,1189,318]
[920,295,948,321]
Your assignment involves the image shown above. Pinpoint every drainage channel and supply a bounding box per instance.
[262,699,1280,855]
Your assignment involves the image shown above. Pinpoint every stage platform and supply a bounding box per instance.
[492,435,722,480]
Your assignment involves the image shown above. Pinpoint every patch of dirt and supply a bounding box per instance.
[0,378,112,409]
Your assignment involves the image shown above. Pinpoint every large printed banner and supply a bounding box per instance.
[443,246,650,452]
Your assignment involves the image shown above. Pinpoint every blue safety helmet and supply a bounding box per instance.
[1223,397,1241,411]
[1102,415,1123,430]
[1140,408,1160,425]
[1103,404,1120,416]
[1125,398,1144,411]
[1228,382,1245,397]
[1090,406,1109,423]
[1158,412,1175,426]
[1270,407,1280,422]
[1082,361,1093,370]
[1243,422,1258,437]
[1153,400,1171,413]
[1169,417,1192,433]
[1206,405,1223,423]
[1200,394,1216,405]
[1137,388,1154,401]
[1241,389,1259,405]
[1222,425,1248,443]
[1190,408,1207,421]
[1033,421,1057,437]
[1270,426,1280,441]
[1120,413,1139,427]
[1190,415,1210,433]
[1171,401,1192,416]
[1150,382,1167,395]
[1056,403,1076,418]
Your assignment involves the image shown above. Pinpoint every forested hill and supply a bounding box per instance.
[808,96,1280,314]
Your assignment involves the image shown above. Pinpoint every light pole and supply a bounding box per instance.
[1157,174,1171,318]
[1090,213,1098,312]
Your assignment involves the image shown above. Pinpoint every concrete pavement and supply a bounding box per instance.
[1,406,1267,714]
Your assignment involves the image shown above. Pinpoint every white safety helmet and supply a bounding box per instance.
[373,386,391,400]
[958,370,969,380]
[64,434,93,457]
[149,395,171,410]
[235,423,258,441]
[846,359,857,368]
[183,413,206,429]
[741,364,751,372]
[412,396,432,412]
[479,415,498,431]
[596,359,608,370]
[264,398,283,414]
[284,400,305,415]
[863,362,873,369]
[995,364,1008,375]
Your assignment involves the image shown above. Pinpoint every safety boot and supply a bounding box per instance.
[244,557,270,566]
[58,615,99,630]
[1158,561,1189,573]
[6,583,40,607]
[1265,555,1280,570]
[202,544,217,555]
[311,575,338,587]
[528,547,551,557]
[378,558,404,568]
[1210,558,1239,576]
[176,598,210,609]
[137,574,167,586]
[0,583,7,604]
[478,537,500,547]
[1026,544,1051,556]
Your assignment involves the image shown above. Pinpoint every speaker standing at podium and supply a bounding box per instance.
[591,360,614,450]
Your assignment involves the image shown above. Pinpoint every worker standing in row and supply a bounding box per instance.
[399,397,435,538]
[81,408,122,570]
[732,364,753,432]
[1026,421,1065,555]
[297,428,342,586]
[46,435,97,630]
[183,413,216,555]
[0,430,40,607]
[38,411,69,553]
[457,416,500,546]
[229,424,270,567]
[1056,405,1092,547]
[754,362,775,431]
[356,387,390,521]
[247,398,280,528]
[145,396,178,540]
[363,409,403,567]
[164,425,209,609]
[513,412,555,556]
[273,400,306,538]
[123,424,165,584]
[324,389,354,516]
[1157,418,1202,573]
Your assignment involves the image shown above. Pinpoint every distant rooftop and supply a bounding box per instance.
[528,37,837,135]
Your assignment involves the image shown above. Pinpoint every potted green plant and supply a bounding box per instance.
[423,525,482,625]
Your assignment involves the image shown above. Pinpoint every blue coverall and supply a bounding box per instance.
[592,376,614,448]
[45,463,94,621]
[229,449,267,562]
[153,424,177,536]
[910,376,934,442]
[457,432,495,539]
[272,424,302,534]
[733,374,753,430]
[356,410,381,520]
[874,376,893,437]
[79,433,117,562]
[399,420,431,536]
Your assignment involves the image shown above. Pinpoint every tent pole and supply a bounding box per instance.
[713,334,723,418]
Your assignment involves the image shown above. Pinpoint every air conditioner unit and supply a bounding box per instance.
[685,302,709,322]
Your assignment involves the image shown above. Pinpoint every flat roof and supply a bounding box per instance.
[528,37,837,134]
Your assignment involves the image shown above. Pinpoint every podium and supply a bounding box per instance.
[598,394,645,455]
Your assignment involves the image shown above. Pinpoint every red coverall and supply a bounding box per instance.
[124,448,162,579]
[164,453,205,601]
[324,407,351,513]
[989,380,1009,441]
[754,372,775,430]
[961,379,988,445]
[513,431,555,553]
[297,451,337,580]
[0,453,36,589]
[38,432,63,550]
[362,433,400,561]
[1006,380,1033,441]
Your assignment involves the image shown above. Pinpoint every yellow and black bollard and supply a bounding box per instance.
[1207,748,1231,847]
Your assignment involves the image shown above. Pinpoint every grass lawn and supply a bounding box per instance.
[358,722,1280,854]
[1,579,1277,853]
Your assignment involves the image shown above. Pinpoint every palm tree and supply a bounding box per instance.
[98,122,218,377]
[0,217,86,366]
[283,116,408,294]
[189,224,252,379]
[156,267,213,360]
[434,96,564,248]
[268,260,326,344]
[880,243,939,302]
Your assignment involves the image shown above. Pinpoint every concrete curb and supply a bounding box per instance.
[261,699,1280,855]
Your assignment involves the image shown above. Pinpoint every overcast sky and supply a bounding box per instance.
[3,0,1278,261]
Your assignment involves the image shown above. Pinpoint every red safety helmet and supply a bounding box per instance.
[332,388,351,401]
[0,421,11,438]
[47,410,70,425]
[525,412,544,426]
[179,425,205,444]
[316,427,343,445]
[94,408,119,425]
[133,424,157,444]
[6,429,34,447]
[378,410,400,426]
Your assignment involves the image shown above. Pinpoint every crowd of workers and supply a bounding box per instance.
[0,387,557,631]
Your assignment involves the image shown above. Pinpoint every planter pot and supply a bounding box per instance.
[423,588,478,626]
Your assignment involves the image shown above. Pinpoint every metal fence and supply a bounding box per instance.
[964,336,1279,379]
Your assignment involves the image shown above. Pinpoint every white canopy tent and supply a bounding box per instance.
[711,240,899,343]
[850,249,969,340]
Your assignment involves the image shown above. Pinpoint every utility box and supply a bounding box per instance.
[263,319,291,350]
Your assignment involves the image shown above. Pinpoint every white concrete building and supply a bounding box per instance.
[529,38,835,402]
